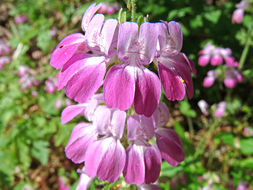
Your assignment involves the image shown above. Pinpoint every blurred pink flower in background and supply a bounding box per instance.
[198,100,209,116]
[203,70,217,88]
[232,0,248,24]
[224,69,243,88]
[14,15,28,23]
[45,77,58,94]
[215,101,226,118]
[98,2,120,15]
[237,181,248,190]
[58,177,69,190]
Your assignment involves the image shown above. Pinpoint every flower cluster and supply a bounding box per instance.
[50,3,195,117]
[14,14,28,24]
[98,2,120,15]
[198,100,226,118]
[0,40,11,70]
[232,0,248,24]
[18,65,40,91]
[45,76,58,94]
[199,43,243,89]
[62,94,184,187]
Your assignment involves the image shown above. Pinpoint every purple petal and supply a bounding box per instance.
[92,106,111,135]
[100,19,118,56]
[110,109,126,138]
[127,115,155,142]
[152,102,170,128]
[124,144,145,185]
[144,146,161,184]
[61,104,86,124]
[61,51,89,72]
[85,137,126,182]
[158,64,185,101]
[155,128,185,166]
[77,172,93,190]
[167,21,183,53]
[139,22,158,64]
[134,67,161,117]
[81,3,102,32]
[117,22,139,62]
[50,33,86,69]
[64,57,106,103]
[104,65,135,111]
[138,184,162,190]
[65,123,97,164]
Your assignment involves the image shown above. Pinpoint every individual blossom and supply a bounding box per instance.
[61,93,103,123]
[214,101,226,118]
[224,69,243,88]
[232,0,248,24]
[104,22,161,117]
[0,56,10,69]
[98,2,120,15]
[237,181,248,190]
[198,100,209,116]
[51,3,118,104]
[198,43,215,66]
[18,66,40,91]
[45,77,58,94]
[210,48,223,66]
[203,70,217,88]
[14,15,28,23]
[154,21,195,102]
[0,40,11,56]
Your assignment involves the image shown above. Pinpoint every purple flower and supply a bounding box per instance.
[58,177,69,190]
[224,69,243,88]
[104,22,161,117]
[203,70,217,88]
[14,15,28,23]
[45,77,57,94]
[51,3,118,104]
[210,48,223,66]
[237,181,248,190]
[0,40,11,56]
[215,101,226,118]
[198,43,215,66]
[0,56,10,69]
[155,21,195,101]
[232,0,248,24]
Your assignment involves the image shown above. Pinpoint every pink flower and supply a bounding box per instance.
[14,15,28,23]
[155,21,195,102]
[198,43,215,66]
[58,177,69,190]
[224,69,243,88]
[55,98,63,110]
[232,0,248,24]
[198,100,209,116]
[215,101,226,118]
[51,3,118,104]
[237,181,248,190]
[45,77,58,94]
[104,22,161,117]
[210,48,223,66]
[0,40,11,56]
[0,56,10,69]
[203,70,217,88]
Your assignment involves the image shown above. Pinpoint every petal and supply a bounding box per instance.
[124,144,145,185]
[97,139,126,182]
[138,184,162,190]
[158,64,185,101]
[127,115,155,142]
[81,3,102,32]
[100,19,118,55]
[117,22,139,62]
[139,22,158,64]
[77,172,93,190]
[144,146,161,184]
[85,137,126,182]
[64,57,106,103]
[167,21,183,53]
[104,65,135,110]
[134,67,161,117]
[152,102,170,128]
[61,51,89,72]
[50,33,86,69]
[65,123,97,164]
[155,128,185,166]
[110,109,126,138]
[92,106,111,135]
[61,104,86,124]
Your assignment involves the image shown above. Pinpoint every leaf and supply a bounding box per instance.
[214,133,234,146]
[240,158,253,169]
[31,140,50,166]
[204,10,221,24]
[240,138,253,155]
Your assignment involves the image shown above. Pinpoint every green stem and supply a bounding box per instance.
[195,119,219,157]
[239,24,252,70]
[131,0,136,22]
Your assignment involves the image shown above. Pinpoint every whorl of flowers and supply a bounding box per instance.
[50,3,195,188]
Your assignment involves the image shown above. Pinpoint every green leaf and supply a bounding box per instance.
[204,10,221,24]
[190,15,203,29]
[240,158,253,169]
[214,133,234,146]
[31,140,50,165]
[240,138,253,155]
